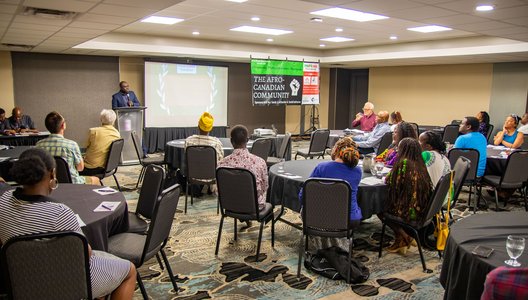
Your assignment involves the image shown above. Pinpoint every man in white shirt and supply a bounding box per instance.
[518,112,528,134]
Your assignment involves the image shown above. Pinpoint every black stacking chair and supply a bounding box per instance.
[295,129,330,160]
[442,125,460,144]
[1,231,91,300]
[376,131,393,156]
[132,131,166,189]
[297,178,357,283]
[267,133,291,167]
[250,138,273,161]
[521,135,528,150]
[94,138,124,190]
[448,148,480,211]
[478,150,528,211]
[450,157,471,218]
[185,145,217,214]
[54,156,72,183]
[127,164,166,233]
[108,184,181,299]
[379,172,452,273]
[485,124,494,141]
[215,167,274,262]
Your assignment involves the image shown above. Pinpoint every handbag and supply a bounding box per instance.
[435,171,454,251]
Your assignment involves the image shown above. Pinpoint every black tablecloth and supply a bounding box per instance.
[0,146,33,180]
[268,159,387,220]
[51,184,129,251]
[144,127,227,153]
[485,147,508,176]
[440,212,528,300]
[0,133,49,146]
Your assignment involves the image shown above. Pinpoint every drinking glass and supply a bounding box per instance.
[277,159,285,173]
[375,162,384,179]
[505,235,525,267]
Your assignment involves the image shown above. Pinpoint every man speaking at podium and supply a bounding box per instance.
[112,81,140,109]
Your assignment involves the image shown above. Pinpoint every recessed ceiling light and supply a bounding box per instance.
[266,38,273,42]
[407,25,452,33]
[251,16,260,21]
[320,36,354,42]
[230,25,292,35]
[390,35,398,40]
[311,7,388,22]
[476,5,494,11]
[226,0,247,2]
[192,31,200,35]
[335,28,343,32]
[141,16,183,25]
[319,44,326,47]
[310,17,323,23]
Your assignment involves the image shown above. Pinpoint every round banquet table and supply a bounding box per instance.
[51,184,129,251]
[485,146,509,176]
[268,159,388,221]
[439,211,528,300]
[0,146,33,180]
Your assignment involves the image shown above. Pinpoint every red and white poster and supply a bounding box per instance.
[301,62,320,105]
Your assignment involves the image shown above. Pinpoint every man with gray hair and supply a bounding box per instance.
[351,101,376,132]
[80,109,121,176]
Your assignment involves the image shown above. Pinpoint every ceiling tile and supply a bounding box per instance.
[69,21,122,30]
[101,0,184,10]
[503,16,528,26]
[23,0,97,12]
[75,13,138,25]
[89,4,159,17]
[388,6,459,20]
[0,4,19,13]
[13,15,71,26]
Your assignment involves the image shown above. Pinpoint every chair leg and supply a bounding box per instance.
[184,182,189,214]
[494,187,500,211]
[411,228,431,273]
[271,217,275,248]
[160,248,179,293]
[234,219,237,241]
[217,197,220,215]
[155,253,164,270]
[136,271,148,300]
[347,236,353,284]
[113,174,121,191]
[215,216,224,255]
[297,234,305,279]
[524,186,528,212]
[136,167,145,189]
[378,223,386,258]
[468,185,473,207]
[255,220,264,262]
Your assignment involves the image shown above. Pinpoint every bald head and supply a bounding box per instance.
[377,111,389,123]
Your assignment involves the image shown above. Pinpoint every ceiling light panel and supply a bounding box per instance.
[141,16,183,25]
[310,7,389,22]
[230,25,292,35]
[320,36,354,42]
[407,25,452,33]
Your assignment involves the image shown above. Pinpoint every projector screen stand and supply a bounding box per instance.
[303,104,319,135]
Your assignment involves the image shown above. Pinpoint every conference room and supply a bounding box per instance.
[0,0,527,299]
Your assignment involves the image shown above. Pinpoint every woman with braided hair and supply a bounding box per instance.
[299,136,363,223]
[383,137,433,254]
[376,121,418,167]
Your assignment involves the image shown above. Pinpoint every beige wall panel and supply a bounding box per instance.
[0,51,15,111]
[119,57,144,105]
[369,64,493,126]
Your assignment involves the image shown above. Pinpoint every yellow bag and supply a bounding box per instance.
[435,171,453,251]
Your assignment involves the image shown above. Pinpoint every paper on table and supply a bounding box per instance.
[361,176,384,186]
[280,173,303,179]
[94,201,120,212]
[75,214,86,227]
[93,187,119,195]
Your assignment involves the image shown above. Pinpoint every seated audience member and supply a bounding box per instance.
[6,107,38,133]
[218,125,268,211]
[419,131,451,187]
[454,116,487,177]
[493,114,524,149]
[185,112,224,162]
[383,138,433,254]
[376,121,417,166]
[80,109,121,176]
[351,101,376,132]
[0,108,9,134]
[390,111,403,132]
[299,136,362,223]
[476,111,490,136]
[36,112,99,185]
[518,112,528,134]
[0,148,136,299]
[353,111,391,154]
[481,266,528,300]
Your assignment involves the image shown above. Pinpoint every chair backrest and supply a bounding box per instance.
[450,120,462,125]
[302,178,351,233]
[277,132,292,159]
[308,129,330,154]
[423,172,453,223]
[136,164,166,219]
[250,138,273,161]
[501,150,528,185]
[54,156,72,183]
[1,231,91,300]
[443,125,460,144]
[408,122,419,136]
[131,131,144,161]
[376,131,393,155]
[185,145,217,183]
[521,135,528,150]
[216,167,259,219]
[448,148,479,181]
[141,184,181,264]
[451,157,470,204]
[485,124,494,141]
[104,138,124,174]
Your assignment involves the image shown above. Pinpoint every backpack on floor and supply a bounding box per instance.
[304,246,370,283]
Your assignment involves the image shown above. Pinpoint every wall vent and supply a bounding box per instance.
[22,7,78,20]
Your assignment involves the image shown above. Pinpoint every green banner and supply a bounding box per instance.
[251,60,304,76]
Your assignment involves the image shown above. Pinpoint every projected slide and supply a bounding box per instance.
[145,61,228,127]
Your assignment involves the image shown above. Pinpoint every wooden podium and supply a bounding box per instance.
[114,106,146,164]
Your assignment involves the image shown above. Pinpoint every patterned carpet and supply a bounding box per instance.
[108,143,526,300]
